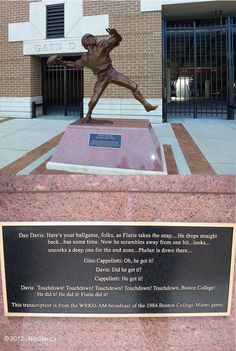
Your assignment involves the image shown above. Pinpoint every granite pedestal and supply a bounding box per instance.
[47,119,167,175]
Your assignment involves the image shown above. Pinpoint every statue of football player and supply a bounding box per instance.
[48,28,158,123]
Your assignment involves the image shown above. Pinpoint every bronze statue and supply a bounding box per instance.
[48,28,158,123]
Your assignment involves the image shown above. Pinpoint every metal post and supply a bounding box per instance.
[210,23,213,117]
[226,17,234,119]
[199,24,202,116]
[80,68,84,119]
[32,102,36,118]
[231,17,235,120]
[174,24,177,116]
[64,66,68,116]
[162,18,168,122]
[42,60,47,115]
[193,21,197,118]
[215,23,218,117]
[220,18,223,117]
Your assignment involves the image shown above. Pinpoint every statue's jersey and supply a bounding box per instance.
[80,36,121,76]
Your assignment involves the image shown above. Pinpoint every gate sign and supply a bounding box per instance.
[0,222,235,318]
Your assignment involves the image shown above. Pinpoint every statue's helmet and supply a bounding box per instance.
[81,33,95,48]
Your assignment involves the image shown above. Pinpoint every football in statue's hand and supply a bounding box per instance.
[47,55,60,65]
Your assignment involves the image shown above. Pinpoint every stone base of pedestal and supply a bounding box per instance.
[46,119,167,175]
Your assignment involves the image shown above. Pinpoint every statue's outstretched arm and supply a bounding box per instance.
[48,55,84,69]
[106,28,122,43]
[56,57,83,69]
[99,28,122,50]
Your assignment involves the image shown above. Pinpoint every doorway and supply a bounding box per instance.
[42,57,83,117]
[162,17,236,121]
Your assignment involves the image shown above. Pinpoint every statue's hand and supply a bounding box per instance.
[106,28,118,36]
[54,56,63,64]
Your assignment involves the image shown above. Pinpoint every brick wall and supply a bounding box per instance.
[0,0,161,101]
[0,0,41,97]
[83,0,162,100]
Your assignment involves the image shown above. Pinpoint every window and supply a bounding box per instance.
[46,3,64,39]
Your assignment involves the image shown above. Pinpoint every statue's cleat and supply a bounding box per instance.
[78,116,93,124]
[145,104,158,112]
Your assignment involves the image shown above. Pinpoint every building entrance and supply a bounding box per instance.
[42,57,83,117]
[163,17,236,121]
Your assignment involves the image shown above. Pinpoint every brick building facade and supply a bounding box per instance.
[0,0,235,121]
[0,1,42,114]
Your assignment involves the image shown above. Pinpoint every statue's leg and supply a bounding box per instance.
[110,70,158,112]
[82,77,109,123]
